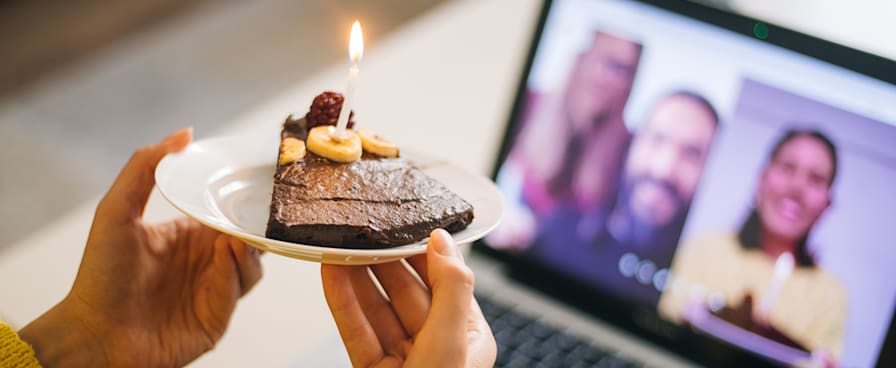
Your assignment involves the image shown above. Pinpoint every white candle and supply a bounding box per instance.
[335,64,359,134]
[757,252,794,321]
[335,21,364,136]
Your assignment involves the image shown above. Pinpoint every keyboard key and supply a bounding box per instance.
[544,330,581,351]
[536,338,564,357]
[535,360,567,368]
[505,310,531,329]
[495,327,515,343]
[513,339,540,359]
[506,353,534,368]
[566,344,611,365]
[495,350,511,367]
[477,293,641,368]
[538,350,566,365]
[478,298,509,319]
[490,315,512,333]
[597,356,624,368]
[516,319,554,341]
[564,350,588,365]
[529,320,555,339]
[568,361,595,368]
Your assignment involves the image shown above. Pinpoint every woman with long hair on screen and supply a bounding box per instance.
[659,128,846,366]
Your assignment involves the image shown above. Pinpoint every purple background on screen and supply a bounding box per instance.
[677,78,896,367]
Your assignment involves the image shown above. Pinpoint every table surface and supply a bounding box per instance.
[0,0,541,366]
[2,0,892,366]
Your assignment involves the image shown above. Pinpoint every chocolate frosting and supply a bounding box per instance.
[265,116,474,248]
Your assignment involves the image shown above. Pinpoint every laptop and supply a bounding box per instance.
[470,0,896,367]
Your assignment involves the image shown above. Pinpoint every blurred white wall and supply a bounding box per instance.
[730,0,896,60]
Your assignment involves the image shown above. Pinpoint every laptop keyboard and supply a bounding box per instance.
[477,293,643,368]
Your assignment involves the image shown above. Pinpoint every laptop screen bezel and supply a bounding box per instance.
[472,0,896,366]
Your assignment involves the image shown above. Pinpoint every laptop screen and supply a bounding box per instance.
[480,0,896,366]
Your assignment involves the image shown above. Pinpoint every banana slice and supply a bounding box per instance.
[278,137,306,165]
[306,126,362,163]
[358,128,399,158]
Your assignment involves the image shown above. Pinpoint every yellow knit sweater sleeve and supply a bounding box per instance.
[0,321,42,368]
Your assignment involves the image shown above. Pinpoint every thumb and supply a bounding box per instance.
[97,128,192,222]
[427,229,474,309]
[413,229,475,364]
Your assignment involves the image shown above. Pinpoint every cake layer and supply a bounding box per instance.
[265,116,474,249]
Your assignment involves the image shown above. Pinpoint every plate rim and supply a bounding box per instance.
[155,135,504,261]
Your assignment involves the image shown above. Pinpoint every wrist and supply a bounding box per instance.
[18,298,109,368]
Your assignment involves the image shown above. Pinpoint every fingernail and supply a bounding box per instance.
[431,229,457,257]
[164,127,193,150]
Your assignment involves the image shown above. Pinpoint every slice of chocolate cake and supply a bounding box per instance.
[265,112,474,249]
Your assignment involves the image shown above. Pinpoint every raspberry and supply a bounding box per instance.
[305,91,355,129]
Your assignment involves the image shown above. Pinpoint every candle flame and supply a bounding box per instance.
[349,21,364,64]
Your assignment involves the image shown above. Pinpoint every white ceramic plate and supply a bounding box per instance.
[155,135,503,265]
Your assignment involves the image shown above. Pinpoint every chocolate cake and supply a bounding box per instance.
[711,295,808,352]
[265,102,474,249]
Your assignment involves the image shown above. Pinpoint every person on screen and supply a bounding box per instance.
[531,91,719,306]
[487,31,643,251]
[659,129,846,364]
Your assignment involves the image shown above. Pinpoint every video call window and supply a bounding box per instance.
[661,79,896,366]
[484,0,896,367]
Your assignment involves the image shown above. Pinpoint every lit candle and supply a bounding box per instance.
[335,20,364,137]
[756,252,794,322]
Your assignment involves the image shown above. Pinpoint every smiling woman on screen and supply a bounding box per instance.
[659,128,847,366]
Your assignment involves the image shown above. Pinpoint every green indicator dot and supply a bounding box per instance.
[754,22,769,40]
